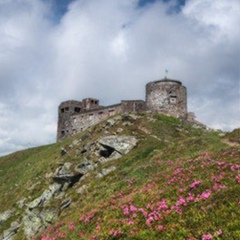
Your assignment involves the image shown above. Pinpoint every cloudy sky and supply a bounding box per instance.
[0,0,239,156]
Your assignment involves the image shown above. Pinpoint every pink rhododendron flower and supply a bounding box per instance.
[157,225,164,231]
[186,194,195,202]
[176,196,186,206]
[179,188,185,193]
[213,183,227,191]
[78,232,84,237]
[230,164,240,171]
[146,216,154,226]
[127,219,134,225]
[157,199,168,210]
[41,237,55,240]
[190,180,202,189]
[109,230,123,237]
[202,233,213,239]
[130,204,137,212]
[200,190,212,200]
[236,175,240,183]
[171,206,182,215]
[96,224,101,231]
[122,205,130,215]
[68,222,75,231]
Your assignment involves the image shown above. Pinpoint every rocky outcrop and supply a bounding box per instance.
[0,210,14,226]
[23,208,58,239]
[1,221,20,240]
[98,135,137,157]
[53,163,83,187]
[0,130,138,239]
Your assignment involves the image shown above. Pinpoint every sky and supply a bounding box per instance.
[0,0,239,156]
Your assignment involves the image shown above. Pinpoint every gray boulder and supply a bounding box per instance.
[76,184,89,195]
[23,208,58,239]
[98,135,137,155]
[0,210,14,226]
[1,221,20,240]
[96,166,116,178]
[75,159,95,174]
[27,183,61,210]
[53,163,83,187]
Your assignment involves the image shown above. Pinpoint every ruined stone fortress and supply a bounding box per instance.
[57,78,188,141]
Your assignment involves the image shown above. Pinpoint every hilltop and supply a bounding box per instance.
[0,113,239,240]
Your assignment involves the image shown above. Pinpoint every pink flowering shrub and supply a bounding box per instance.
[38,147,240,240]
[202,233,213,240]
[190,180,202,189]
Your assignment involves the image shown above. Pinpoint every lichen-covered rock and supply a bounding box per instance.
[1,221,20,240]
[23,209,43,238]
[60,198,72,210]
[27,183,61,209]
[98,135,137,155]
[96,166,117,178]
[0,210,15,226]
[23,208,58,239]
[76,184,89,194]
[75,159,95,174]
[53,163,83,186]
[16,198,27,209]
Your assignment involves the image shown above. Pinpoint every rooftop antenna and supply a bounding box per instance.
[165,69,169,79]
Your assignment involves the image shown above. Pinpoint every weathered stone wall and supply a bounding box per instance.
[121,100,146,113]
[57,100,83,141]
[146,79,187,118]
[70,104,122,135]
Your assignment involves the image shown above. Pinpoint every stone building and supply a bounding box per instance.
[146,79,187,118]
[57,78,187,141]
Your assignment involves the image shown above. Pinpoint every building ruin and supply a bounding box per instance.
[57,78,187,141]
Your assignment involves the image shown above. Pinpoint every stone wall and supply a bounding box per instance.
[146,79,187,118]
[70,104,122,135]
[121,100,146,113]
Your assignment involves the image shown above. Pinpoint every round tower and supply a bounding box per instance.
[146,78,187,118]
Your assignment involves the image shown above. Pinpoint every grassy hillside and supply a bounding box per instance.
[0,113,239,240]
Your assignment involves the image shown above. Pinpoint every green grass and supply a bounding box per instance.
[0,113,239,239]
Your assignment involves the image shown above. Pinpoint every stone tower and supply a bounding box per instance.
[146,78,187,118]
[57,100,83,141]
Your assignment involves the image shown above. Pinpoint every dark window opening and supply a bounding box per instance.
[74,107,81,113]
[170,96,177,103]
[61,108,64,113]
[65,107,69,112]
[61,130,65,136]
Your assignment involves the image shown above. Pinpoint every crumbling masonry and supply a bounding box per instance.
[57,78,188,141]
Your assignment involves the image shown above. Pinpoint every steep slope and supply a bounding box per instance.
[0,113,239,240]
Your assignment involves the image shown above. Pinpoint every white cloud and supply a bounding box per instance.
[0,0,239,156]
